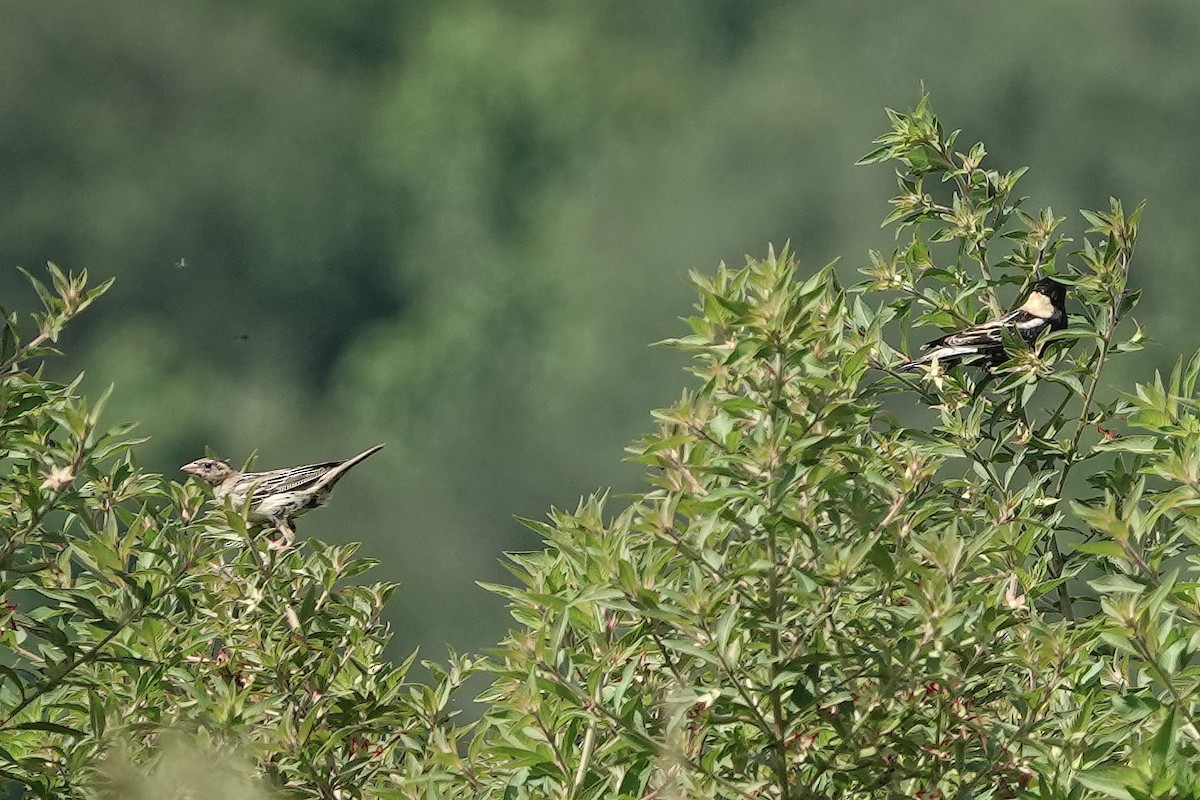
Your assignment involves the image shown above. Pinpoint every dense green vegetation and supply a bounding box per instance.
[5,94,1200,798]
[3,0,1199,664]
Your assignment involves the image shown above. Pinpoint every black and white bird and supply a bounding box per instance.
[898,278,1067,371]
[181,444,385,548]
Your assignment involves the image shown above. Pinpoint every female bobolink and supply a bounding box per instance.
[181,443,385,548]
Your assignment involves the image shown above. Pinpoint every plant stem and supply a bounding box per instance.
[571,720,597,797]
[763,350,792,800]
[936,137,1001,315]
[535,658,758,800]
[1048,321,1117,622]
[0,559,190,731]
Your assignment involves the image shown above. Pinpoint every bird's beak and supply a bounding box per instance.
[180,461,202,475]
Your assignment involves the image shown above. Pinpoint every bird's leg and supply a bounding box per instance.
[266,517,296,551]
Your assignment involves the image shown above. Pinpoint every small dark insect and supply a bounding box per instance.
[209,636,227,661]
[234,334,249,342]
[175,257,187,269]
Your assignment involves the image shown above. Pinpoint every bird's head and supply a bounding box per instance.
[1020,278,1067,319]
[181,457,235,485]
[1030,278,1067,308]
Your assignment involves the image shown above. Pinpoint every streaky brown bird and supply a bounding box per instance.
[182,443,385,548]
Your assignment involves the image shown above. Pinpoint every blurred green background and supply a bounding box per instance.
[2,0,1197,657]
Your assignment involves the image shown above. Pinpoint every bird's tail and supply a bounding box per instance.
[895,355,930,372]
[313,443,386,492]
[895,343,979,373]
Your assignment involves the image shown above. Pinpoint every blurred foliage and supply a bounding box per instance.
[3,0,1200,659]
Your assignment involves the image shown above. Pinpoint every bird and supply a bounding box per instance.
[181,444,385,548]
[898,278,1067,371]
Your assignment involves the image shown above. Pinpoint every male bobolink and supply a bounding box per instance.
[899,278,1067,371]
[181,443,385,548]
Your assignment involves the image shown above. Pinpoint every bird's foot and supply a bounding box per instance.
[265,535,291,552]
[266,519,297,551]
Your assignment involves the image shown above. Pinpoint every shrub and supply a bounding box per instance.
[464,97,1194,799]
[0,268,471,798]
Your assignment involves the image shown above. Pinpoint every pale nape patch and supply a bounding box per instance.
[1021,291,1055,319]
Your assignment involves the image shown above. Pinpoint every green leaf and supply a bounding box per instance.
[1075,766,1140,800]
[10,721,85,738]
[1092,435,1160,455]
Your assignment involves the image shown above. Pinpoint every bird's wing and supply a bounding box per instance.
[922,309,1022,350]
[1009,309,1052,332]
[225,445,385,507]
[239,461,342,498]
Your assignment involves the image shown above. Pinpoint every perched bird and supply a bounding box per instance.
[898,278,1067,371]
[181,444,385,548]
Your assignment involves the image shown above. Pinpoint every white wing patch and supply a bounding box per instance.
[924,345,985,362]
[1015,315,1046,330]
